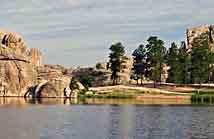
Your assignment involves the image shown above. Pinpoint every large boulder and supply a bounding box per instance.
[0,30,27,55]
[0,30,43,66]
[0,46,37,96]
[36,82,58,98]
[33,76,84,98]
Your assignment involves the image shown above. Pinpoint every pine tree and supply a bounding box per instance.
[109,42,125,85]
[191,36,210,85]
[167,42,181,83]
[146,36,166,87]
[178,41,191,84]
[132,44,146,85]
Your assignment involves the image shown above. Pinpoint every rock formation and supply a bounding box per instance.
[34,64,85,98]
[71,56,134,86]
[0,42,37,97]
[0,30,84,98]
[161,64,170,83]
[36,65,65,80]
[71,67,111,87]
[0,30,27,55]
[119,56,133,83]
[187,25,214,51]
[34,76,73,98]
[29,48,42,66]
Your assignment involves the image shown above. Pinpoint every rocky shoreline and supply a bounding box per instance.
[0,30,85,98]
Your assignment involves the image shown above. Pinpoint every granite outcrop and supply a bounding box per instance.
[0,30,83,98]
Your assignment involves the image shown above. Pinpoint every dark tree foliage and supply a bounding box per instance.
[146,36,166,87]
[78,75,95,89]
[132,44,146,85]
[95,63,103,69]
[105,33,214,86]
[178,41,191,84]
[167,42,191,84]
[191,35,210,85]
[68,78,80,97]
[109,42,125,85]
[167,42,182,83]
[208,52,214,83]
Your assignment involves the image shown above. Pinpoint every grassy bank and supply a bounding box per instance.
[79,88,147,99]
[79,93,134,99]
[191,91,214,103]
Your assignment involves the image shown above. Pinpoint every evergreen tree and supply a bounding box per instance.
[109,42,125,85]
[191,37,210,85]
[146,36,166,87]
[132,44,146,85]
[167,42,180,83]
[178,41,191,84]
[208,52,214,83]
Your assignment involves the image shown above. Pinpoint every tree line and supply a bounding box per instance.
[108,35,214,87]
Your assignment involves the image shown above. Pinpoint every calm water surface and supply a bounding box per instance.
[0,98,214,139]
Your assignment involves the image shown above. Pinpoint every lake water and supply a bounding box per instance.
[0,98,214,139]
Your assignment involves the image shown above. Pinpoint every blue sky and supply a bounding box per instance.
[0,0,213,67]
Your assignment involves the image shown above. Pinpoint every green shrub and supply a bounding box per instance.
[96,63,104,69]
[78,75,95,89]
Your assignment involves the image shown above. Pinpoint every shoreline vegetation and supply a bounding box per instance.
[81,83,214,102]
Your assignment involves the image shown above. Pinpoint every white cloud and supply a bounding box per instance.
[0,0,213,66]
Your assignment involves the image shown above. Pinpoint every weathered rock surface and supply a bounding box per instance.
[29,48,42,66]
[161,64,170,83]
[71,57,133,86]
[36,65,64,80]
[0,30,84,98]
[71,56,133,86]
[34,63,85,98]
[36,82,58,98]
[32,76,84,98]
[0,47,37,97]
[71,67,111,87]
[187,25,214,51]
[119,56,133,83]
[37,76,70,98]
[0,30,27,55]
[0,30,43,66]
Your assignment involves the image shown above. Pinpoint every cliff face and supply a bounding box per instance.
[187,25,214,51]
[0,42,37,97]
[0,30,83,98]
[0,31,43,66]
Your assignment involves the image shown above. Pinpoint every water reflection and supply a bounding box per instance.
[0,99,213,139]
[0,97,78,106]
[0,97,193,106]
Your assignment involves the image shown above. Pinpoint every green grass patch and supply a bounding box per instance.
[79,91,137,99]
[191,90,214,103]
